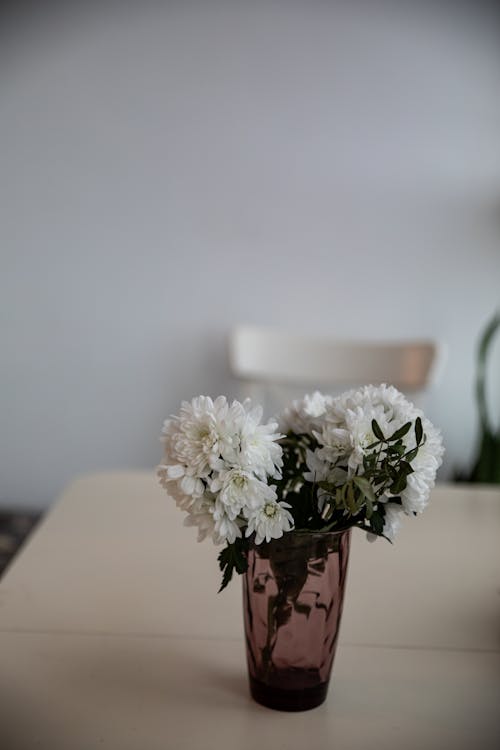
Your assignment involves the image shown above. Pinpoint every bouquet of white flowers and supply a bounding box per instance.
[158,385,444,590]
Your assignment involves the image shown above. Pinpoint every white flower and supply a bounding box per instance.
[382,502,405,542]
[315,385,404,475]
[345,408,385,473]
[304,383,443,526]
[303,449,349,513]
[212,499,243,544]
[161,396,282,482]
[157,395,285,546]
[183,495,217,542]
[158,386,444,555]
[304,448,331,484]
[210,468,278,520]
[312,425,352,472]
[160,396,230,480]
[157,463,205,510]
[280,391,333,435]
[400,416,444,513]
[230,400,283,479]
[245,498,294,545]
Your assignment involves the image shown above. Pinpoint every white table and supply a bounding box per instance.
[0,472,499,749]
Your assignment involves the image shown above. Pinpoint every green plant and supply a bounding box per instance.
[466,311,500,483]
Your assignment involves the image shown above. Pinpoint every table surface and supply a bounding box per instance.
[1,472,499,749]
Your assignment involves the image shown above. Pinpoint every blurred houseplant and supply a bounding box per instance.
[464,312,500,484]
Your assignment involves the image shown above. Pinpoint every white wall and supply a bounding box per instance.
[1,1,500,508]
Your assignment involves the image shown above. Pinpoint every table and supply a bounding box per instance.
[0,472,499,749]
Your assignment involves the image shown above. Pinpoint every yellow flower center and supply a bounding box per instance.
[233,475,246,489]
[264,503,277,518]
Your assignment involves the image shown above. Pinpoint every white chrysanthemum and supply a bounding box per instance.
[210,468,278,520]
[304,448,332,484]
[313,384,427,472]
[306,383,443,525]
[324,384,410,428]
[183,495,244,546]
[230,400,283,479]
[280,391,333,435]
[157,395,285,545]
[183,495,217,542]
[212,499,244,544]
[382,502,405,542]
[245,498,294,545]
[304,449,348,511]
[346,404,394,473]
[315,385,409,475]
[160,395,235,480]
[314,423,353,471]
[400,416,444,513]
[157,462,205,510]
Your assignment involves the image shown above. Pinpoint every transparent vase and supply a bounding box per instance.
[242,529,351,711]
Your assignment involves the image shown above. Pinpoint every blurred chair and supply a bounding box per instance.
[228,325,442,415]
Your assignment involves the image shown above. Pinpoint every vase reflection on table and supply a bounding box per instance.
[243,529,351,711]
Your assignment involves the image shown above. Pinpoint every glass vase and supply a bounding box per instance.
[242,529,351,711]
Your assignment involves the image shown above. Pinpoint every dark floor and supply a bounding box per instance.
[0,511,43,577]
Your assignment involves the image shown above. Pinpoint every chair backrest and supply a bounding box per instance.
[228,326,441,408]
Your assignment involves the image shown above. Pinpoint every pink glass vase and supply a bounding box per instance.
[242,529,351,711]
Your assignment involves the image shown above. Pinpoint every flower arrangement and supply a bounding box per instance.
[157,385,444,590]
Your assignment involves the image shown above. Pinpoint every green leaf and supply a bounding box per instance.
[404,447,419,463]
[370,510,384,535]
[399,460,414,476]
[218,538,248,592]
[390,474,408,494]
[352,476,377,504]
[389,422,411,441]
[415,417,423,446]
[364,498,374,519]
[371,420,385,441]
[387,464,398,481]
[336,487,343,508]
[318,481,335,492]
[388,443,405,456]
[346,483,357,514]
